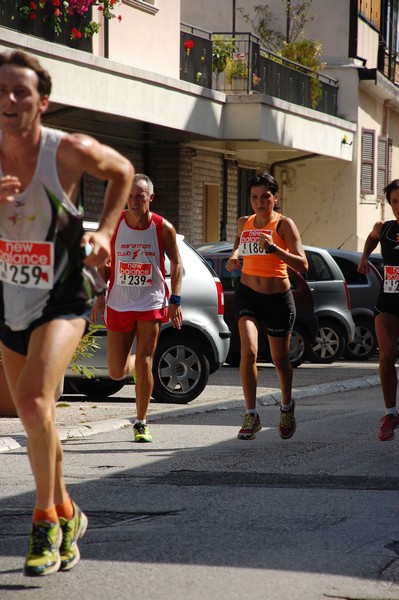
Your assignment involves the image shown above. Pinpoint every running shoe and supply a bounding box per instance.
[237,413,262,440]
[59,502,88,571]
[23,520,62,577]
[279,401,296,440]
[378,413,399,441]
[133,422,153,443]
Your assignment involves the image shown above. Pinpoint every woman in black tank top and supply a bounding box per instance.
[358,179,399,441]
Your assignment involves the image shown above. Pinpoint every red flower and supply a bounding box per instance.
[118,15,122,21]
[98,5,103,10]
[184,40,194,56]
[71,28,82,39]
[54,8,60,15]
[29,11,36,19]
[30,2,37,8]
[52,0,60,5]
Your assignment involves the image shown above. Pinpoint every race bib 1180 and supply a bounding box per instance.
[239,229,272,256]
[0,239,54,289]
[383,265,399,293]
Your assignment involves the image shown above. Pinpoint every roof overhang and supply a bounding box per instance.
[0,29,355,162]
[359,67,399,112]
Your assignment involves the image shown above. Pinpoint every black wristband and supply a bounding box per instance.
[169,294,182,305]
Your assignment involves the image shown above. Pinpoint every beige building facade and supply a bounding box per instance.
[2,1,393,250]
[182,0,399,250]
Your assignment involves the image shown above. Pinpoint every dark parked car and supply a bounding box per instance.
[65,233,231,403]
[196,242,356,365]
[327,248,382,361]
[195,242,318,368]
[368,253,384,279]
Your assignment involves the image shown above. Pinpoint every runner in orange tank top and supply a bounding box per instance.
[226,172,308,441]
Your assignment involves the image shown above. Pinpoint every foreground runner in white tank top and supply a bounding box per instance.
[0,50,134,577]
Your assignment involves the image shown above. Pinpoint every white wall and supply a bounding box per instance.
[107,0,181,78]
[276,158,358,249]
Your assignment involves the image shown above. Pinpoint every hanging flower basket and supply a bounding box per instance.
[18,0,122,40]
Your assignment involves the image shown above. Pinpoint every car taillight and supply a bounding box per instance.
[215,279,224,315]
[344,281,351,310]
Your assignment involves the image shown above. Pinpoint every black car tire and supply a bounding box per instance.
[152,334,210,404]
[289,326,309,368]
[307,318,345,364]
[68,378,126,397]
[226,327,308,368]
[343,318,376,361]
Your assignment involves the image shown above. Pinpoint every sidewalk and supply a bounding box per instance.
[0,358,381,451]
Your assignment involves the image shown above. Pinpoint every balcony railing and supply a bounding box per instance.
[180,25,213,89]
[180,27,338,117]
[378,46,399,86]
[0,2,93,52]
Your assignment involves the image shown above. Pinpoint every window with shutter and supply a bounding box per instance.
[361,129,375,194]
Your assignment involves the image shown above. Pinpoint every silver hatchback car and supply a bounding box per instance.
[65,233,231,403]
[303,245,356,363]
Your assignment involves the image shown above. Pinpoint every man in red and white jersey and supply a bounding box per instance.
[92,174,183,442]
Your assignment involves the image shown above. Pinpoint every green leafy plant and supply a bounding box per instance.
[239,1,324,107]
[226,53,249,82]
[69,323,102,378]
[212,35,237,75]
[281,39,326,108]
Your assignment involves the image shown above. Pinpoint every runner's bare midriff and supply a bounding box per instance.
[241,273,290,294]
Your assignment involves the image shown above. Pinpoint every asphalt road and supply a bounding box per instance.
[1,369,399,600]
[0,358,380,444]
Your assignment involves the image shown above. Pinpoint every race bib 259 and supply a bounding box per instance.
[0,239,54,289]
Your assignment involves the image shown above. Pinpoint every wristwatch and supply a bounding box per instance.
[265,243,277,254]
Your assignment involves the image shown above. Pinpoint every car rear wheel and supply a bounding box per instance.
[307,319,345,364]
[152,334,210,404]
[289,326,309,368]
[68,378,126,397]
[343,319,376,361]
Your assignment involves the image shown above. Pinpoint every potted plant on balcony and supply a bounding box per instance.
[225,53,249,92]
[211,35,237,89]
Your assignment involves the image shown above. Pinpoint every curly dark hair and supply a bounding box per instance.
[0,51,52,97]
[247,172,279,197]
[247,172,280,210]
[383,179,399,206]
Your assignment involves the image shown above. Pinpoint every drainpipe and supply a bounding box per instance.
[221,159,229,240]
[104,18,109,58]
[381,99,391,222]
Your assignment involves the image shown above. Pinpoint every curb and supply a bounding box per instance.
[0,375,381,452]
